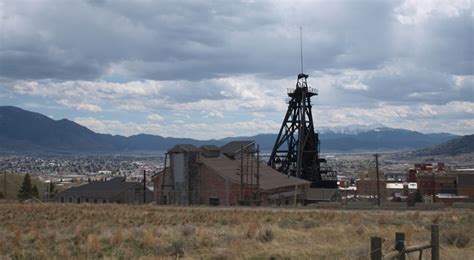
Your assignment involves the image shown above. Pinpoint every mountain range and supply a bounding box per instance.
[0,106,462,154]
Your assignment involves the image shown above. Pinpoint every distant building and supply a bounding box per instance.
[356,179,388,199]
[417,174,457,196]
[152,141,311,206]
[411,164,474,203]
[452,169,474,202]
[57,177,153,204]
[305,188,342,203]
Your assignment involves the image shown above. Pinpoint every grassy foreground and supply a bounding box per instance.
[0,203,472,259]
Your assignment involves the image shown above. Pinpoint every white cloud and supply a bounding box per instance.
[395,0,471,25]
[57,99,102,112]
[206,110,224,118]
[147,114,164,121]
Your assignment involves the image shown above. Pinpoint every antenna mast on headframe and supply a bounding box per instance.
[300,26,304,74]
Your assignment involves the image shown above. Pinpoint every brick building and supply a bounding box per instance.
[416,174,457,196]
[451,169,474,202]
[152,141,311,206]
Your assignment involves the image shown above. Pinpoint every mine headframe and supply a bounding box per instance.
[268,73,337,188]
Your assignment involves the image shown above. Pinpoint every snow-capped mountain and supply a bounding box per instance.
[317,123,386,135]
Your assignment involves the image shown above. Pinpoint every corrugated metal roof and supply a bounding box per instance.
[200,145,220,151]
[220,141,254,155]
[200,156,309,190]
[59,177,142,198]
[170,144,201,152]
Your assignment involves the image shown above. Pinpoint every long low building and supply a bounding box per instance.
[57,177,153,204]
[152,141,311,206]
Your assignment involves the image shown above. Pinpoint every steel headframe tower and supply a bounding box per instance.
[268,73,337,188]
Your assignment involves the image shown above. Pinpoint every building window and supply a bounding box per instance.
[77,198,81,204]
[209,197,220,206]
[102,199,106,203]
[85,198,89,203]
[60,197,64,203]
[94,199,98,203]
[68,197,72,203]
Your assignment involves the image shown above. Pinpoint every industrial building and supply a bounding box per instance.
[152,141,311,206]
[57,177,153,204]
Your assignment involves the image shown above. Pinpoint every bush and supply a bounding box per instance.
[256,228,274,243]
[168,239,185,257]
[179,224,196,237]
[444,230,471,248]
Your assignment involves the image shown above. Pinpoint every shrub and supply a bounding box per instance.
[180,224,196,237]
[444,230,471,248]
[168,239,185,257]
[256,228,274,243]
[246,222,259,239]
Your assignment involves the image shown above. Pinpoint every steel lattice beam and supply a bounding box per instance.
[268,73,337,188]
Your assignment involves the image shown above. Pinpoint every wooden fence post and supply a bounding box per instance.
[371,236,382,260]
[395,232,406,260]
[431,224,439,260]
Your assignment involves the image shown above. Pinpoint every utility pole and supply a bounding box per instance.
[143,170,146,204]
[432,170,436,203]
[240,145,244,203]
[374,153,381,207]
[3,170,6,200]
[256,145,260,204]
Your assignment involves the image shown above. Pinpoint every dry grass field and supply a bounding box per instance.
[0,203,473,259]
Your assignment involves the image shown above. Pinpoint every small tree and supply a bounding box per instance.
[415,189,424,203]
[32,184,39,199]
[17,173,33,200]
[49,182,56,199]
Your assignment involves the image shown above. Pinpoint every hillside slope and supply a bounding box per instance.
[411,134,474,156]
[0,106,459,153]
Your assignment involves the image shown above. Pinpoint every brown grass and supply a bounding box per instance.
[0,203,472,259]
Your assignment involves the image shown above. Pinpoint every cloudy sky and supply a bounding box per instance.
[0,0,472,139]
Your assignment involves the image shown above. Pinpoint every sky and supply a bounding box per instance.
[0,0,472,139]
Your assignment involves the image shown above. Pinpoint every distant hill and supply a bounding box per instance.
[319,127,457,152]
[410,135,474,156]
[0,106,460,154]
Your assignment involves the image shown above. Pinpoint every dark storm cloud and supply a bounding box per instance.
[0,50,103,80]
[0,0,402,81]
[1,0,472,105]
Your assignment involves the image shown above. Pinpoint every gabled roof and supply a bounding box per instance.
[59,177,142,198]
[220,141,254,155]
[170,144,201,153]
[200,145,220,151]
[200,155,309,191]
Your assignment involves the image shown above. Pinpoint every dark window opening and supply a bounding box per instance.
[209,197,220,206]
[60,197,64,203]
[68,197,72,203]
[77,198,80,204]
[94,199,98,203]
